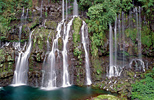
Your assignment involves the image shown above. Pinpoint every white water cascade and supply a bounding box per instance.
[40,0,43,17]
[62,0,65,20]
[42,21,64,89]
[108,23,119,78]
[129,7,145,71]
[108,7,145,77]
[81,21,92,85]
[12,30,34,85]
[42,0,91,89]
[73,0,78,16]
[62,17,75,87]
[21,7,25,24]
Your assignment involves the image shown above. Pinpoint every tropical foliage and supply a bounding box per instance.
[131,68,154,100]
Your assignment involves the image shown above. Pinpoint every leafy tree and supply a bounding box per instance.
[86,0,121,56]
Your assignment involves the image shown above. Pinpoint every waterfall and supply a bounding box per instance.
[42,21,63,89]
[62,17,75,87]
[109,23,114,78]
[1,42,10,48]
[114,17,117,69]
[21,7,25,24]
[81,21,92,85]
[25,8,29,24]
[19,26,22,49]
[73,0,78,16]
[66,0,68,20]
[40,0,43,17]
[138,7,142,60]
[12,30,34,86]
[108,17,122,78]
[118,14,122,67]
[62,0,65,20]
[47,32,51,52]
[122,11,125,67]
[108,7,145,77]
[132,7,145,71]
[129,59,145,71]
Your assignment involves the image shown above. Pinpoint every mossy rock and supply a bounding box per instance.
[94,95,120,100]
[29,16,40,29]
[45,21,57,29]
[0,49,5,62]
[73,17,82,47]
[58,37,63,51]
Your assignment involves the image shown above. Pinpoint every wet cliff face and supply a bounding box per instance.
[0,1,154,90]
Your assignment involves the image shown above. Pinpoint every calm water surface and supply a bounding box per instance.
[0,85,117,100]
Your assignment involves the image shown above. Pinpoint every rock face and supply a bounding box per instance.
[1,2,154,99]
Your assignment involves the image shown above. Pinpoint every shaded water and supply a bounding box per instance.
[0,85,117,100]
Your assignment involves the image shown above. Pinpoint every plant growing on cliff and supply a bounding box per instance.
[131,68,154,100]
[79,0,133,57]
[87,1,117,56]
[72,17,83,64]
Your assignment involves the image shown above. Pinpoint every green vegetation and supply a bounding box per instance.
[78,0,154,57]
[131,68,154,100]
[0,0,32,41]
[73,17,82,64]
[79,0,133,57]
[138,0,154,19]
[93,94,121,100]
[73,17,82,46]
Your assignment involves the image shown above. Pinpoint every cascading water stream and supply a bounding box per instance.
[25,8,29,24]
[66,0,68,20]
[138,7,142,60]
[108,16,124,78]
[19,26,22,49]
[109,23,114,78]
[40,0,43,17]
[12,30,34,85]
[108,7,145,77]
[73,0,78,16]
[81,21,92,85]
[21,7,25,24]
[62,0,65,21]
[42,21,64,89]
[62,17,75,87]
[42,0,91,88]
[122,11,125,67]
[114,17,117,69]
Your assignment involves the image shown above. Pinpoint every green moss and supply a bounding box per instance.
[72,17,83,66]
[45,21,57,29]
[58,38,63,50]
[0,49,5,62]
[125,28,137,44]
[30,17,40,29]
[93,59,102,74]
[73,17,82,47]
[94,95,120,100]
[141,26,152,48]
